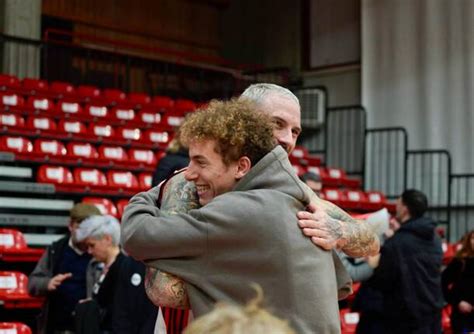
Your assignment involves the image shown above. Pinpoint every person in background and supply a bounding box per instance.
[152,138,189,187]
[28,203,101,334]
[442,230,474,333]
[300,171,322,196]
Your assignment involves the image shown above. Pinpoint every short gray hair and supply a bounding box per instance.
[75,215,121,245]
[240,83,300,106]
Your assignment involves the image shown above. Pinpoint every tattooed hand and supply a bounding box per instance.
[298,192,380,257]
[144,172,200,308]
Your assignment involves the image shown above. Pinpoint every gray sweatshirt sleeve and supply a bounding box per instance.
[336,250,374,282]
[28,250,52,296]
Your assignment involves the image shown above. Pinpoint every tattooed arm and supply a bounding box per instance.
[141,172,199,309]
[298,190,380,257]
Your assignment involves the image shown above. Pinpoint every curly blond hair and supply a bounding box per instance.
[183,285,295,334]
[179,99,276,166]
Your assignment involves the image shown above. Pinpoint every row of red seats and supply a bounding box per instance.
[293,163,362,189]
[37,165,152,195]
[0,271,43,309]
[82,197,129,218]
[1,98,185,130]
[0,114,173,148]
[321,188,396,213]
[0,74,198,111]
[0,136,164,171]
[0,229,44,263]
[290,145,322,166]
[0,322,32,334]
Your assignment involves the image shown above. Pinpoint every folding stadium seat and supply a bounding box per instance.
[26,116,57,134]
[0,228,44,262]
[138,109,162,126]
[151,96,175,112]
[341,190,368,210]
[322,188,345,207]
[100,88,126,105]
[66,142,99,160]
[82,197,118,217]
[73,168,107,188]
[162,112,185,128]
[126,92,151,109]
[174,99,196,114]
[58,119,88,137]
[143,129,171,147]
[0,271,43,309]
[50,81,75,98]
[76,85,100,101]
[138,172,153,190]
[21,77,49,95]
[364,191,389,211]
[110,107,136,123]
[340,309,359,334]
[327,168,361,189]
[0,74,21,90]
[33,139,67,157]
[0,113,25,129]
[88,123,115,139]
[37,165,74,185]
[84,104,109,120]
[26,96,54,112]
[98,145,128,162]
[129,148,157,166]
[56,100,83,116]
[106,170,139,190]
[116,199,129,218]
[116,127,142,141]
[0,322,32,334]
[0,136,33,154]
[0,93,25,109]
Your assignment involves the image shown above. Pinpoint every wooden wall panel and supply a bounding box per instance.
[42,0,221,54]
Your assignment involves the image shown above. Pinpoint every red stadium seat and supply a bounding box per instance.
[0,322,32,334]
[66,142,99,160]
[126,92,151,108]
[73,168,107,187]
[364,191,388,211]
[88,123,115,138]
[37,165,74,185]
[0,228,44,262]
[138,109,162,125]
[76,85,100,101]
[50,81,75,98]
[58,119,88,136]
[101,88,126,105]
[33,139,67,157]
[116,127,141,141]
[98,145,128,162]
[116,199,129,218]
[0,93,24,108]
[21,78,48,94]
[174,99,196,114]
[340,309,359,334]
[56,100,83,116]
[0,113,25,128]
[84,104,109,119]
[111,107,136,122]
[0,271,43,309]
[138,172,153,190]
[162,112,185,128]
[0,136,32,153]
[107,170,139,190]
[129,148,157,166]
[151,96,174,112]
[26,116,57,132]
[289,145,321,166]
[82,197,118,217]
[0,74,21,90]
[26,96,54,112]
[322,188,345,207]
[143,129,171,147]
[341,190,368,210]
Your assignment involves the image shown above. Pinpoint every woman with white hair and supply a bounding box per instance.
[74,215,125,334]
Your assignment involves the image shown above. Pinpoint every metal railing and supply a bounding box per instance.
[450,174,474,241]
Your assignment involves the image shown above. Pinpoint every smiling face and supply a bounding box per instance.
[260,93,301,154]
[184,139,248,206]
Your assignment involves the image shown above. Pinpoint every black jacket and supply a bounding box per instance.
[152,149,189,187]
[370,216,444,327]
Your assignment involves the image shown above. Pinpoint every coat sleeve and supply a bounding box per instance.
[28,249,52,296]
[369,241,399,292]
[337,251,374,282]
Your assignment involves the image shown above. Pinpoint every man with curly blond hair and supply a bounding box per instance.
[122,98,350,333]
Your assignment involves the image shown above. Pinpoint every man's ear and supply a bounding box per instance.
[235,156,251,179]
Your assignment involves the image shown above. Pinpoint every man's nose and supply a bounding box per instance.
[276,130,292,152]
[184,167,197,181]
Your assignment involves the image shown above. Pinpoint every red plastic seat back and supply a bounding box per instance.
[66,142,98,159]
[127,92,151,108]
[0,136,32,153]
[50,81,75,97]
[58,120,87,135]
[21,78,48,94]
[57,100,82,115]
[37,165,74,184]
[0,322,32,334]
[26,116,57,131]
[82,197,118,217]
[129,149,157,165]
[89,123,115,138]
[33,139,67,156]
[111,107,136,122]
[102,89,126,105]
[84,104,109,119]
[138,172,152,190]
[151,96,174,112]
[0,271,29,298]
[26,96,54,111]
[143,129,171,146]
[138,109,162,125]
[116,127,141,141]
[107,170,138,189]
[174,99,196,114]
[0,229,28,251]
[0,93,24,107]
[340,309,359,334]
[162,112,185,128]
[74,168,107,187]
[98,145,128,161]
[116,199,129,218]
[0,74,21,89]
[0,113,25,128]
[77,85,100,100]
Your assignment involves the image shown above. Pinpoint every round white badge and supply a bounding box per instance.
[131,273,142,286]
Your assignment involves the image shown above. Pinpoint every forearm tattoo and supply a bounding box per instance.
[145,173,200,308]
[313,194,380,257]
